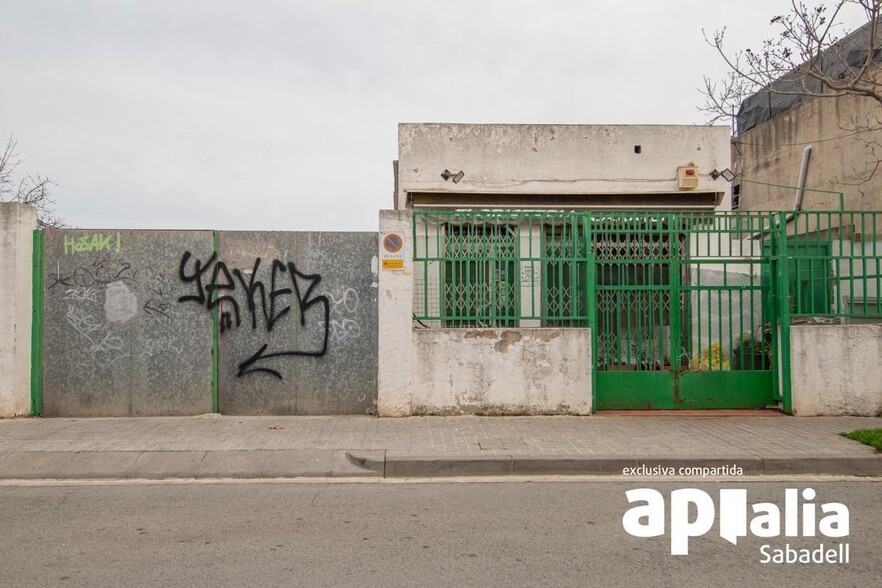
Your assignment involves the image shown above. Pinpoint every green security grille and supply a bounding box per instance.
[543,224,589,327]
[412,210,882,411]
[592,218,682,373]
[442,222,519,327]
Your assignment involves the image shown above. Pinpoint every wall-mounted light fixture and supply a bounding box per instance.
[710,168,738,182]
[441,169,465,183]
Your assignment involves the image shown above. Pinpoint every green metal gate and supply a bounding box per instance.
[412,209,882,413]
[592,213,775,410]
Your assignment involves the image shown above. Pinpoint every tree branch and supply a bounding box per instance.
[0,135,65,228]
[699,0,882,131]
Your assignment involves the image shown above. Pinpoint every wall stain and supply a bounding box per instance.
[495,331,523,353]
[532,330,561,343]
[464,330,497,340]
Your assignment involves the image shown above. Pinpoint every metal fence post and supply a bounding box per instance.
[776,212,794,414]
[30,229,44,416]
[211,230,219,414]
[584,213,597,413]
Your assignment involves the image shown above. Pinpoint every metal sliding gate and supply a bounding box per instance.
[592,214,776,410]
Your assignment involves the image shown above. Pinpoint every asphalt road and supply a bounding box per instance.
[0,478,879,587]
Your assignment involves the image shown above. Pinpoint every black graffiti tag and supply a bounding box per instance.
[177,252,330,379]
[237,262,330,379]
[231,258,293,333]
[178,252,242,333]
[178,251,213,305]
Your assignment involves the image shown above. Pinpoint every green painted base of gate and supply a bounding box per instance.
[678,371,774,409]
[595,371,774,410]
[595,372,676,410]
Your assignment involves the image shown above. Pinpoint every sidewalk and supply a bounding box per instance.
[0,413,880,480]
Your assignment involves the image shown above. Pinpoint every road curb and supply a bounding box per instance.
[380,454,882,478]
[384,455,514,477]
[1,451,880,480]
[760,456,882,476]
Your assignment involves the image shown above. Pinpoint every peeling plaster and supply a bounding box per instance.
[495,330,523,352]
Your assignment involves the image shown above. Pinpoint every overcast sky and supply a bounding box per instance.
[1,1,872,231]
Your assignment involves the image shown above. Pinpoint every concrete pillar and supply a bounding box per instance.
[377,209,413,416]
[0,203,37,417]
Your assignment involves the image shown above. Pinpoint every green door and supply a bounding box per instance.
[762,239,832,316]
[594,219,775,410]
[593,223,683,409]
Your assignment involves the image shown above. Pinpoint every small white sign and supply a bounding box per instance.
[380,231,405,271]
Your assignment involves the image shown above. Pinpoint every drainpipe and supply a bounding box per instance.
[786,145,813,222]
[750,145,812,239]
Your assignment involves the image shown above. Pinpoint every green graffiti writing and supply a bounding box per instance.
[64,233,121,255]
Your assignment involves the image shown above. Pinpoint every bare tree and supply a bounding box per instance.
[0,135,64,228]
[700,1,882,131]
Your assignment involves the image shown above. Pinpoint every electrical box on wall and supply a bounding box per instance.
[677,166,699,190]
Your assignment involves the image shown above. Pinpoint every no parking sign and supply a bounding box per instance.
[380,232,404,270]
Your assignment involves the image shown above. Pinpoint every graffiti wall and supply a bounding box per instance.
[40,230,379,416]
[210,231,378,415]
[41,230,214,416]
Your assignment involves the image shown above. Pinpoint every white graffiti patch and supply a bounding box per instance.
[104,280,139,323]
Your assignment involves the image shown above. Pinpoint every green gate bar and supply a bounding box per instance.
[30,229,45,416]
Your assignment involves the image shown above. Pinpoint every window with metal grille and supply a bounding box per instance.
[543,225,588,327]
[442,223,518,327]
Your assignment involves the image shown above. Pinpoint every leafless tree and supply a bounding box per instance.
[700,1,882,131]
[0,135,64,228]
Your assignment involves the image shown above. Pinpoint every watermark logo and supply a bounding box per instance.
[622,488,850,559]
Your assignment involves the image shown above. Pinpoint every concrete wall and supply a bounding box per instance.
[0,204,37,417]
[41,230,215,417]
[377,208,594,417]
[736,78,882,211]
[412,328,592,415]
[215,231,378,415]
[791,324,882,416]
[40,229,378,416]
[397,123,732,209]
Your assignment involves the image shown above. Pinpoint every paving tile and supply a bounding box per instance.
[1,414,881,464]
